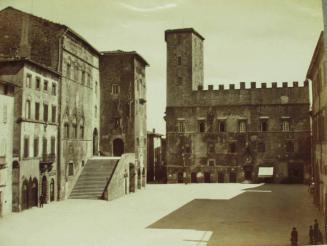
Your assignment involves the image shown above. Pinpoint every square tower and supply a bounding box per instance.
[165,28,204,107]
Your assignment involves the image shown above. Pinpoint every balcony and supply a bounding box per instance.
[40,153,55,173]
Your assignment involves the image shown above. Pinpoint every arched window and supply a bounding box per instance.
[80,118,85,139]
[25,100,31,119]
[72,116,77,139]
[64,122,69,139]
[50,179,55,202]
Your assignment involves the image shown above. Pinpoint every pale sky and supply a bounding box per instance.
[0,0,323,134]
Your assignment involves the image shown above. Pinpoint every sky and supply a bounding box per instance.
[0,0,323,134]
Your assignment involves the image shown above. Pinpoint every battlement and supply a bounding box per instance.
[196,81,307,91]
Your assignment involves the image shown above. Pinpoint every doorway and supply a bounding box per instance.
[30,178,38,207]
[218,172,225,183]
[229,172,237,183]
[113,138,124,156]
[41,176,48,203]
[50,179,55,202]
[22,180,29,210]
[93,128,98,155]
[177,172,183,183]
[204,172,211,183]
[191,172,197,183]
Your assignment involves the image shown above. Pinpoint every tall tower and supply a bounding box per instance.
[165,28,204,107]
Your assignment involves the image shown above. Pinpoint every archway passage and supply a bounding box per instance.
[50,179,55,202]
[93,128,99,156]
[113,138,124,156]
[129,163,136,193]
[21,180,29,210]
[42,176,48,203]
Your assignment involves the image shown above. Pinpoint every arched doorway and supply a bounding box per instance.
[113,138,124,156]
[50,179,55,202]
[41,176,48,203]
[21,180,29,210]
[30,178,38,207]
[129,163,135,193]
[93,128,98,156]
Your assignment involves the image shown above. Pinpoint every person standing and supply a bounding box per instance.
[309,225,314,245]
[39,194,44,208]
[291,227,298,246]
[314,219,319,244]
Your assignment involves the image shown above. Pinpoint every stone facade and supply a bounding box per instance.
[0,59,60,211]
[308,30,327,236]
[0,81,14,216]
[99,51,148,189]
[165,28,311,184]
[0,7,100,200]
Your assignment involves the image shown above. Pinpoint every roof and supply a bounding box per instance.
[101,50,149,66]
[0,7,99,56]
[0,79,21,88]
[0,58,61,76]
[306,31,324,79]
[165,28,205,41]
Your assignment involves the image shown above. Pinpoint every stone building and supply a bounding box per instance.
[147,129,166,183]
[0,7,100,200]
[165,28,311,184]
[0,79,14,216]
[99,51,148,189]
[307,30,327,235]
[0,58,60,211]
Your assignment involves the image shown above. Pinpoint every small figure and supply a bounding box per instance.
[39,194,44,208]
[313,219,319,244]
[291,227,298,246]
[309,225,314,245]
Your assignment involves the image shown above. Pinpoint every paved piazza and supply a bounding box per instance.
[0,184,322,246]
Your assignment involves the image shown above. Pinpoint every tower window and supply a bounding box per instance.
[112,84,120,94]
[260,120,268,132]
[177,56,182,65]
[198,120,206,133]
[218,120,226,132]
[239,120,247,133]
[281,120,290,132]
[177,120,185,133]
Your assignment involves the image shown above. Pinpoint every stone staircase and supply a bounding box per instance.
[69,157,119,200]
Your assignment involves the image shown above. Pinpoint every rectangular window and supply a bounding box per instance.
[218,120,226,132]
[73,124,77,139]
[34,138,39,157]
[52,83,56,96]
[281,120,290,132]
[26,74,32,88]
[51,106,56,123]
[198,120,206,133]
[177,56,182,65]
[177,120,185,133]
[68,162,74,176]
[81,71,86,84]
[87,73,91,87]
[44,80,48,92]
[112,84,120,95]
[23,137,29,158]
[43,104,48,122]
[35,77,41,90]
[80,125,84,139]
[66,63,71,78]
[239,120,247,133]
[260,120,268,132]
[51,137,55,155]
[42,137,47,156]
[35,102,40,121]
[25,100,31,119]
[208,159,216,167]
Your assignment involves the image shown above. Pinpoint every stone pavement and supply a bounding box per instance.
[0,183,323,246]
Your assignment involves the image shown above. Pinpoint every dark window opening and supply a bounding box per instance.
[198,121,206,133]
[230,142,236,153]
